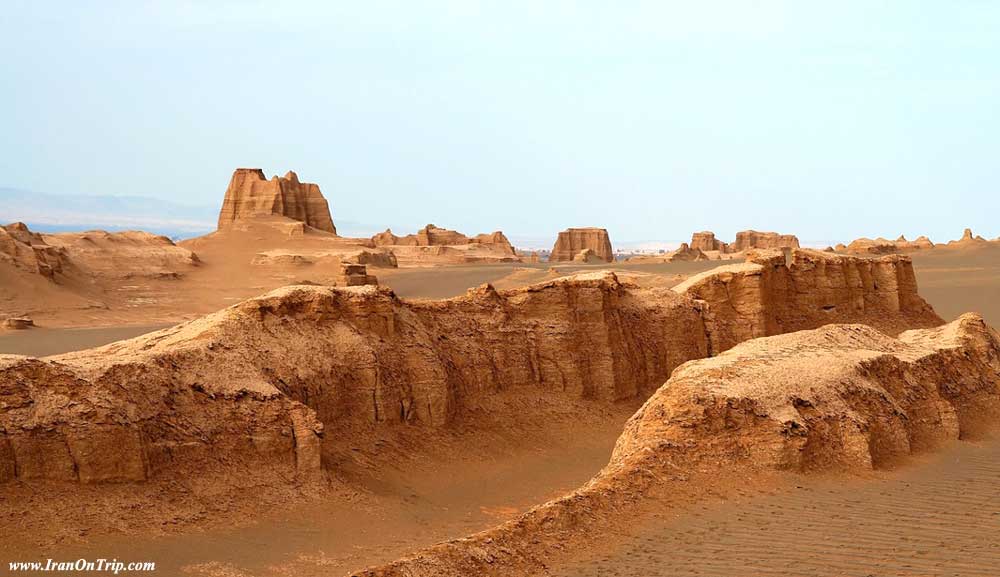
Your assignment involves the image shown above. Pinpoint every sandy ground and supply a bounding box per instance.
[0,324,170,357]
[554,437,1000,577]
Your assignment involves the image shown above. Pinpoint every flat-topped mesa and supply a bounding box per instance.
[370,225,517,265]
[690,231,727,252]
[549,227,614,263]
[729,229,800,252]
[217,168,337,234]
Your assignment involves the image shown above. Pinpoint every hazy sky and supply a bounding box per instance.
[2,1,998,243]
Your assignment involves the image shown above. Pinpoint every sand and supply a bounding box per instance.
[554,437,1000,577]
[0,324,169,357]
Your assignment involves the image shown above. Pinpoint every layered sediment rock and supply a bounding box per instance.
[372,225,517,265]
[359,314,1000,577]
[0,222,69,279]
[673,249,941,354]
[0,273,707,485]
[42,230,200,279]
[846,235,934,255]
[549,228,613,263]
[0,249,944,488]
[729,230,800,252]
[690,231,727,253]
[217,169,336,234]
[626,243,707,263]
[690,230,799,255]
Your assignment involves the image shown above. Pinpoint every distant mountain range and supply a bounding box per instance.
[0,187,217,239]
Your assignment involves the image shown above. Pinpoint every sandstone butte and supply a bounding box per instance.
[689,229,800,254]
[217,168,337,234]
[0,248,944,488]
[549,227,614,263]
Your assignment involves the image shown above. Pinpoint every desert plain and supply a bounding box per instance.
[1,170,999,577]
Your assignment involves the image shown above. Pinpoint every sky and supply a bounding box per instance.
[1,1,998,245]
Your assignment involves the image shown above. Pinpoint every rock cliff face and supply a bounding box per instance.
[673,249,942,354]
[217,169,337,234]
[0,274,707,485]
[0,250,945,488]
[549,228,614,263]
[0,222,69,279]
[357,314,1000,577]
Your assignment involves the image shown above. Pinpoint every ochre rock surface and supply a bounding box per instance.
[846,235,934,254]
[0,249,944,488]
[217,168,337,234]
[42,230,200,279]
[946,228,990,248]
[0,222,69,279]
[672,249,941,354]
[625,243,707,263]
[729,230,800,252]
[549,228,613,263]
[358,314,1000,577]
[690,231,727,253]
[371,224,518,265]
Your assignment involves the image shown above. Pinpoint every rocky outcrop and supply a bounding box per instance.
[846,235,935,255]
[372,225,517,265]
[673,249,942,354]
[947,228,989,248]
[358,314,1000,577]
[217,169,336,234]
[549,228,613,263]
[689,230,798,254]
[42,230,200,279]
[1,318,33,330]
[690,231,727,253]
[0,248,947,488]
[624,243,708,264]
[729,230,800,252]
[337,263,378,286]
[0,222,69,279]
[0,273,707,485]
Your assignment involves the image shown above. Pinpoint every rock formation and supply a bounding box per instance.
[371,225,518,265]
[1,317,33,330]
[947,228,989,248]
[689,230,799,255]
[572,248,604,263]
[846,235,934,255]
[217,169,337,234]
[0,249,943,488]
[673,249,941,354]
[729,230,800,252]
[0,222,69,279]
[42,230,200,279]
[690,231,727,253]
[625,243,708,264]
[336,263,378,286]
[549,228,613,263]
[358,314,1000,577]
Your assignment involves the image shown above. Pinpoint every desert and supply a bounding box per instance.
[3,4,1000,577]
